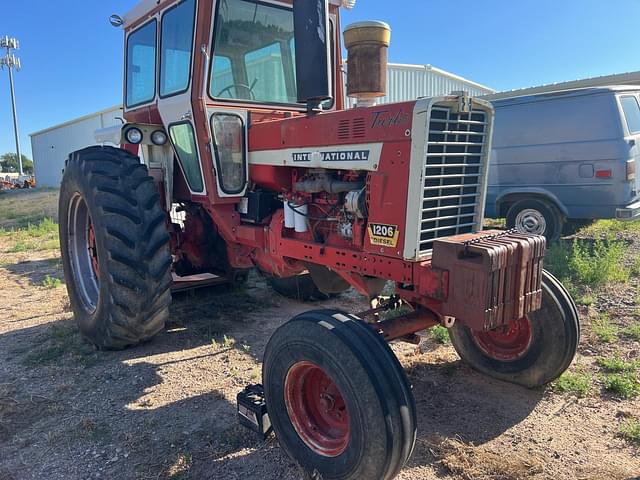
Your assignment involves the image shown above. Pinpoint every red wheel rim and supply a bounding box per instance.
[472,316,533,361]
[87,219,99,278]
[284,361,350,457]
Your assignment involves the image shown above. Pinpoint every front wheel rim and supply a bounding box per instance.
[67,193,99,313]
[515,208,547,235]
[284,361,350,457]
[471,316,533,362]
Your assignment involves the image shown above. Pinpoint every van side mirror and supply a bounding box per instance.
[293,0,333,111]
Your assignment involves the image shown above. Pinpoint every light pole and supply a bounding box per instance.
[0,36,23,176]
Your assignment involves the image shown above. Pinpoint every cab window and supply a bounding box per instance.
[160,0,196,97]
[210,0,298,105]
[126,20,157,108]
[168,122,204,193]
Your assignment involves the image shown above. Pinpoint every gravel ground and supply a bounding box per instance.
[0,190,639,480]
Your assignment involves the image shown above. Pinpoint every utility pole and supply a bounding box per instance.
[0,36,23,176]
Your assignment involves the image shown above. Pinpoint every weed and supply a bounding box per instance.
[211,338,219,350]
[554,370,592,397]
[591,313,618,343]
[596,353,639,373]
[430,325,450,344]
[603,372,640,398]
[631,257,640,277]
[545,238,629,288]
[223,335,235,348]
[623,322,640,341]
[620,418,640,445]
[582,219,640,237]
[41,275,62,289]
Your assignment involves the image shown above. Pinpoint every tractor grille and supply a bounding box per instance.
[419,105,488,253]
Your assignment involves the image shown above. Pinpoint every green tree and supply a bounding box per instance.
[0,153,33,175]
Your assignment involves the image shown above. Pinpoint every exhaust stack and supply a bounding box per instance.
[344,21,391,107]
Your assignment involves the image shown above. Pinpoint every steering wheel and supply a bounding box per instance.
[217,79,258,100]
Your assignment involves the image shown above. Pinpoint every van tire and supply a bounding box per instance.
[506,198,563,243]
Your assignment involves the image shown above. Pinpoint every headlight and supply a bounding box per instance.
[125,127,143,144]
[151,130,168,146]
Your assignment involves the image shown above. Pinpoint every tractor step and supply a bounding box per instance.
[237,384,272,439]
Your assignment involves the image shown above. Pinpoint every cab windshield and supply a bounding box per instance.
[209,0,300,105]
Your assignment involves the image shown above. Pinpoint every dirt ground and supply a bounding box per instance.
[0,189,639,480]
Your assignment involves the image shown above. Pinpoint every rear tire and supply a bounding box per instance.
[59,146,172,350]
[267,273,334,301]
[449,270,579,388]
[263,310,416,480]
[506,198,563,243]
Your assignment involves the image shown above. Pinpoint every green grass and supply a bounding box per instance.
[581,219,640,237]
[591,313,619,343]
[430,325,450,344]
[41,275,62,289]
[603,372,640,398]
[545,238,629,288]
[623,322,640,341]
[1,217,60,253]
[554,369,592,397]
[596,353,639,373]
[620,418,640,445]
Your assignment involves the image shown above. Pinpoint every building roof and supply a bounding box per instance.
[482,71,640,101]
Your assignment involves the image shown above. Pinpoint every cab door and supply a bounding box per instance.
[156,0,208,197]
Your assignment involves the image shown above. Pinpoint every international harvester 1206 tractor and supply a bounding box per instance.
[59,0,580,478]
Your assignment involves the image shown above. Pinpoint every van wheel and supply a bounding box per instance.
[506,198,563,243]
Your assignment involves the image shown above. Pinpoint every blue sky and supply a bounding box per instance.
[2,0,640,158]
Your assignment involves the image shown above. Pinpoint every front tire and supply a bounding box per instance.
[449,270,579,388]
[59,146,172,350]
[263,310,416,480]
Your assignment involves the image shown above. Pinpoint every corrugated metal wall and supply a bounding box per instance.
[31,107,123,187]
[346,63,495,107]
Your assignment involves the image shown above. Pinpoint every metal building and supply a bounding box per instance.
[30,106,123,187]
[355,62,495,106]
[30,64,492,187]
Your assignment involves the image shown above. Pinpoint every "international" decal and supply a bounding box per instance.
[292,150,370,163]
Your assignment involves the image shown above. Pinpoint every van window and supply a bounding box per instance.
[620,96,640,134]
[160,0,196,97]
[126,20,157,108]
[493,94,620,148]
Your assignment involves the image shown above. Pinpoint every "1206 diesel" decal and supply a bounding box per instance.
[368,223,400,248]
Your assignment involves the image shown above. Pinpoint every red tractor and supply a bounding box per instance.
[59,1,579,478]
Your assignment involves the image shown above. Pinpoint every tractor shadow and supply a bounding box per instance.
[0,263,544,479]
[4,257,65,287]
[404,357,544,473]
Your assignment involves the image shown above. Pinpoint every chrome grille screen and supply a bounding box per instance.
[419,106,488,253]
